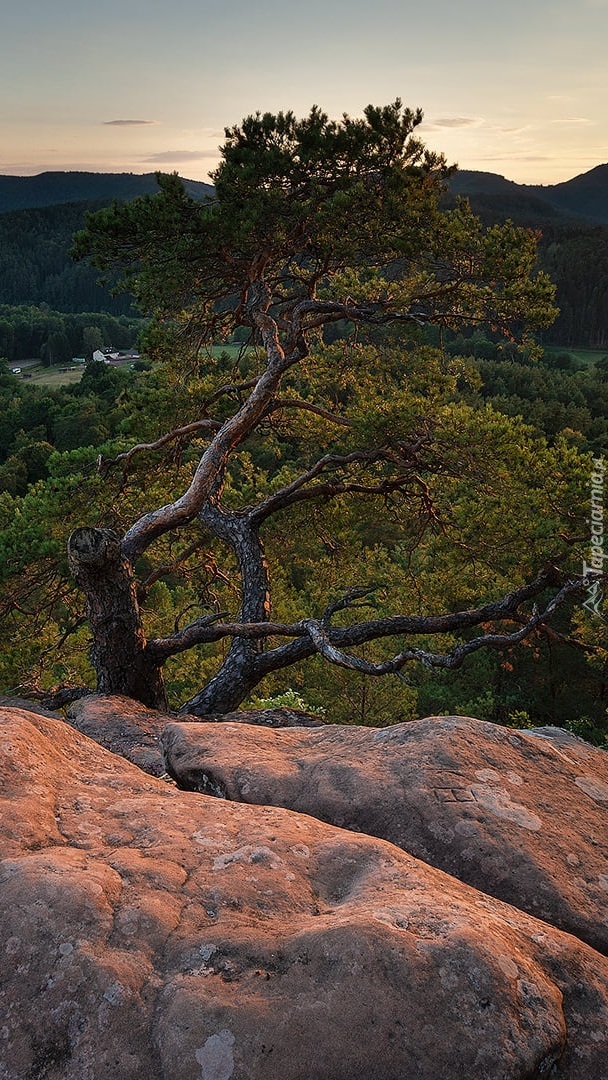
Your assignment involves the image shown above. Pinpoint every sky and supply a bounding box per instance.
[1,0,607,185]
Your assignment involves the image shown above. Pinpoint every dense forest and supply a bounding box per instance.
[0,359,139,494]
[0,173,211,315]
[446,173,608,348]
[0,202,135,314]
[539,224,608,347]
[0,116,606,740]
[445,332,608,454]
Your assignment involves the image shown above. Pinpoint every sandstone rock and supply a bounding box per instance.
[3,704,608,1078]
[199,706,325,728]
[161,715,608,956]
[0,694,61,717]
[65,696,324,778]
[66,694,169,776]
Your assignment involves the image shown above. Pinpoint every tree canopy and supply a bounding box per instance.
[75,103,556,350]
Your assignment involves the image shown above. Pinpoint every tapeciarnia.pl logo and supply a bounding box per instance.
[582,456,606,616]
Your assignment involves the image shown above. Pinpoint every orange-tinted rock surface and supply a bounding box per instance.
[3,704,608,1079]
[161,715,608,955]
[64,695,324,778]
[66,693,169,776]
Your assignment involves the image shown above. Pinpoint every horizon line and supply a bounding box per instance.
[1,161,607,188]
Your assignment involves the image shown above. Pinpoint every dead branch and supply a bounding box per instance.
[141,539,213,592]
[249,449,392,524]
[321,586,382,624]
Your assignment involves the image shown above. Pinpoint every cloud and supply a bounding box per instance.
[550,117,593,125]
[140,150,218,163]
[425,117,481,130]
[475,154,551,163]
[103,119,157,126]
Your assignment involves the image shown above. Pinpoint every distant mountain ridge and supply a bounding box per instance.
[534,164,608,224]
[450,164,608,225]
[1,164,606,224]
[0,171,213,213]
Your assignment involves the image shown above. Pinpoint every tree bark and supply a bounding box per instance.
[180,651,266,716]
[179,506,271,715]
[67,527,167,709]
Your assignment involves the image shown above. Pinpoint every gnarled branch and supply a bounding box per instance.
[249,448,393,525]
[147,568,583,666]
[300,577,583,677]
[267,397,352,428]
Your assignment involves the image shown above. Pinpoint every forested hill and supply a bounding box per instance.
[6,164,605,223]
[0,200,134,313]
[0,172,212,315]
[0,171,213,213]
[448,165,608,347]
[450,163,608,225]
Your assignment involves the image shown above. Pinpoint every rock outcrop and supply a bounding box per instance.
[64,695,324,778]
[66,694,170,776]
[3,704,608,1079]
[161,715,608,956]
[0,693,62,717]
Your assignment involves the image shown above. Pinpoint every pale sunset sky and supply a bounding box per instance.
[1,0,607,185]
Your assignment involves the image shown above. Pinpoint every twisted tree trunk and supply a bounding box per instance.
[180,507,271,715]
[67,527,168,709]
